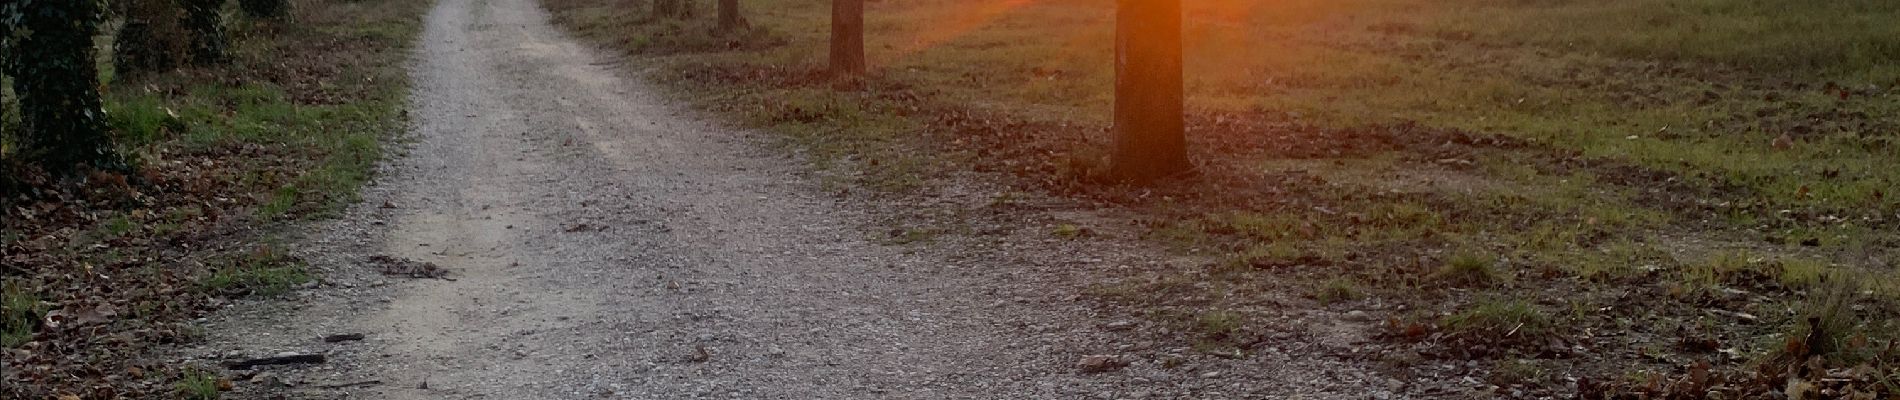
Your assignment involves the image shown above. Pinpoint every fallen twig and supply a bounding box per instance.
[223,353,327,370]
[317,380,383,389]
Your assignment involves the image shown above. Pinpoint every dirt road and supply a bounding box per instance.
[193,0,1402,398]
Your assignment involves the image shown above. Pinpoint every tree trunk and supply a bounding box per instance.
[5,0,121,172]
[113,0,187,76]
[238,0,291,19]
[717,0,746,32]
[182,0,228,65]
[1108,0,1189,183]
[829,0,865,76]
[652,0,689,19]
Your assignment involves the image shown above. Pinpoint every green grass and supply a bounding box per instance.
[1490,358,1549,386]
[1434,0,1900,81]
[198,247,310,297]
[1435,251,1501,286]
[1190,310,1249,355]
[101,214,137,237]
[1313,277,1362,305]
[97,3,416,222]
[728,0,1887,211]
[175,367,220,400]
[1776,276,1890,365]
[2,280,44,348]
[102,83,398,220]
[1443,299,1552,337]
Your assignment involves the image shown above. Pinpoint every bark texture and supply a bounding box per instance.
[1108,0,1190,183]
[717,0,746,31]
[829,0,865,76]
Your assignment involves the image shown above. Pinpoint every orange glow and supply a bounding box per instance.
[879,0,1274,72]
[881,0,1039,66]
[1188,0,1268,27]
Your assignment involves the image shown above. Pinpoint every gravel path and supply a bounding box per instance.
[188,0,1409,398]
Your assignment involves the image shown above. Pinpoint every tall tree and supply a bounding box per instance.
[829,0,864,76]
[114,0,187,76]
[181,0,228,64]
[238,0,290,19]
[717,0,746,32]
[3,0,120,171]
[652,0,691,19]
[1108,0,1189,183]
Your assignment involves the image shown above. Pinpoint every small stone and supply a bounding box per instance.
[1076,355,1125,373]
[1104,321,1136,331]
[249,372,284,387]
[1200,371,1222,379]
[1343,310,1372,322]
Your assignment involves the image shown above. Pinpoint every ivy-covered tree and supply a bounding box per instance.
[181,0,228,64]
[238,0,289,19]
[1,9,15,155]
[2,0,122,172]
[113,0,188,76]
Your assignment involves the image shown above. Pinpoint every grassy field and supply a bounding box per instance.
[1,0,426,397]
[551,0,1900,396]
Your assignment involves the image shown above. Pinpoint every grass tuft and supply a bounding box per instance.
[1783,275,1864,361]
[175,367,220,400]
[197,247,310,297]
[1314,277,1362,305]
[1443,299,1551,338]
[2,281,44,348]
[1196,310,1245,337]
[1191,310,1249,356]
[1490,358,1549,386]
[1435,250,1500,286]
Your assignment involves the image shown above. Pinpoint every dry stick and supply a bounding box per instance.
[322,333,366,343]
[316,380,383,389]
[223,353,326,370]
[315,379,381,388]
